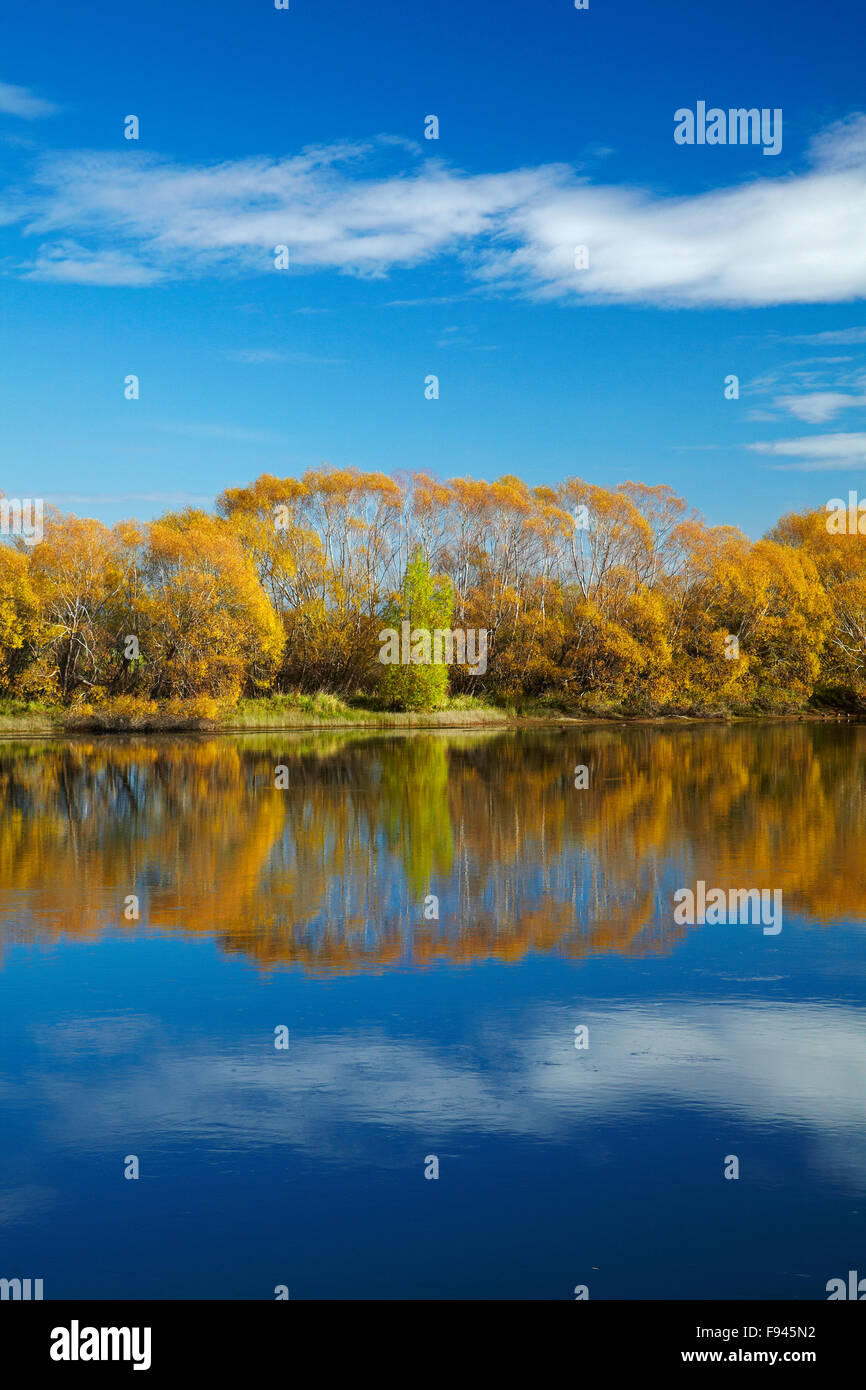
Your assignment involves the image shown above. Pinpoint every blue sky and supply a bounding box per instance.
[1,0,865,535]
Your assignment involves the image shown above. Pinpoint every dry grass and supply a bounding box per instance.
[227,692,508,729]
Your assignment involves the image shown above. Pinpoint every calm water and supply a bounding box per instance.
[0,724,864,1300]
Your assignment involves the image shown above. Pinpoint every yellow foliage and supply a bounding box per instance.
[0,472,854,712]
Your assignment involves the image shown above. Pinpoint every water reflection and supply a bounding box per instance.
[1,724,865,1299]
[15,1002,866,1173]
[1,723,865,971]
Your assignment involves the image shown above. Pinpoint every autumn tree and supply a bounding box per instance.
[770,507,866,703]
[135,510,283,703]
[0,545,44,696]
[25,513,139,700]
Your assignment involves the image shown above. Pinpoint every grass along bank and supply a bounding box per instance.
[226,692,508,729]
[0,690,858,736]
[0,693,509,734]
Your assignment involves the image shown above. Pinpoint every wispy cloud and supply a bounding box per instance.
[0,79,59,120]
[4,114,866,306]
[782,327,866,346]
[749,432,866,470]
[746,357,866,423]
[223,348,346,365]
[435,324,499,350]
[19,240,161,286]
[773,391,866,423]
[224,348,287,364]
[386,294,479,307]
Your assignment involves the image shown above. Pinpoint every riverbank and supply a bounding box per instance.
[0,692,860,735]
[0,693,510,735]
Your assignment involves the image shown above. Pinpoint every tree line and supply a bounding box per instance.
[0,468,862,712]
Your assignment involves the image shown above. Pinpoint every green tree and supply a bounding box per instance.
[376,550,454,710]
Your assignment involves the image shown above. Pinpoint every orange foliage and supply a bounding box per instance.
[0,471,855,711]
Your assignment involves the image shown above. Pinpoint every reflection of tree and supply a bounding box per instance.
[0,724,862,973]
[379,736,453,895]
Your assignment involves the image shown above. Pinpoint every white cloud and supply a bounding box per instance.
[748,359,866,422]
[749,432,866,470]
[774,391,866,423]
[6,115,866,305]
[0,80,59,120]
[19,240,161,286]
[18,143,549,285]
